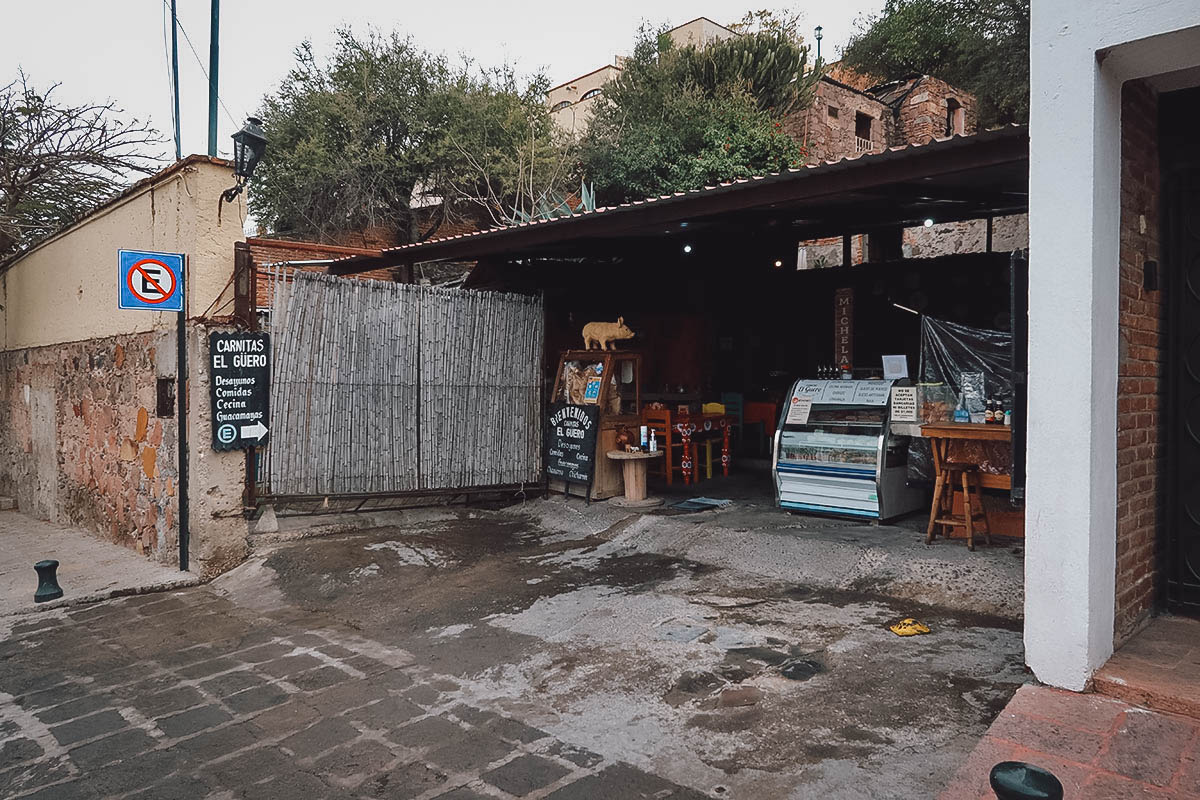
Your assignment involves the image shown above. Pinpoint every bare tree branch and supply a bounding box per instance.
[0,72,164,255]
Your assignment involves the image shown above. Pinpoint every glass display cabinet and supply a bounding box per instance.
[772,379,925,520]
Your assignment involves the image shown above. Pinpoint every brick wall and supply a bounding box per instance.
[1115,79,1164,644]
[246,238,390,308]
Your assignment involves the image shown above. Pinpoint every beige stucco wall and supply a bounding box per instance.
[549,65,621,135]
[668,17,737,49]
[547,18,737,135]
[0,159,244,351]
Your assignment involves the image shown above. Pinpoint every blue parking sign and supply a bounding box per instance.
[118,250,184,312]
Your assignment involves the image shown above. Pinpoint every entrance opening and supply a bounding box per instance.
[1163,85,1200,617]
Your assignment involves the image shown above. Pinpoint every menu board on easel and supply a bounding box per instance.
[545,403,600,497]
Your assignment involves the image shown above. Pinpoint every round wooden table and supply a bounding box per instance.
[605,450,665,508]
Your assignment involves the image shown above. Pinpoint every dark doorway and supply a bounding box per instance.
[1162,86,1200,616]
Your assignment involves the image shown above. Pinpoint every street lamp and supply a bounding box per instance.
[222,116,267,203]
[814,26,823,61]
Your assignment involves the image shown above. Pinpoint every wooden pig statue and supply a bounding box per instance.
[582,317,635,350]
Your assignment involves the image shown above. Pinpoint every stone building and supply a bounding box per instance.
[786,72,976,162]
[0,157,253,576]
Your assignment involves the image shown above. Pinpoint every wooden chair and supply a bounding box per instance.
[926,463,992,551]
[642,409,695,485]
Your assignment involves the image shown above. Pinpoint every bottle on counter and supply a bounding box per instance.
[953,393,970,423]
[985,398,995,424]
[996,397,1006,425]
[640,425,649,451]
[840,363,853,380]
[1003,407,1012,426]
[649,429,658,452]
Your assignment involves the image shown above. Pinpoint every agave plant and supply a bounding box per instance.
[505,179,596,225]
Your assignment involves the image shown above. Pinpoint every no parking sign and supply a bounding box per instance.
[118,249,184,312]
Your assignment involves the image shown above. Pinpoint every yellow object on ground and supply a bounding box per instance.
[889,618,932,636]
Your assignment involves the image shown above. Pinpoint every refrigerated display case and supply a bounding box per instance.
[772,379,925,520]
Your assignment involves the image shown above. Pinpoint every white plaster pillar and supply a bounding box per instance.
[1026,1,1200,690]
[1025,6,1122,691]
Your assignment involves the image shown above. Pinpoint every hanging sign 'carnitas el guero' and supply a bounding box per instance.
[209,332,270,451]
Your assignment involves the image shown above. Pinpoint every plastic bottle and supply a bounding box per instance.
[649,429,658,452]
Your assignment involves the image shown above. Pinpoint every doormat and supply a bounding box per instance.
[670,497,733,512]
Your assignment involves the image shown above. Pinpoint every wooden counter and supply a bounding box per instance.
[921,422,1022,538]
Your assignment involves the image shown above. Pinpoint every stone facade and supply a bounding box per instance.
[0,332,176,556]
[892,75,977,144]
[786,77,891,163]
[1114,79,1164,644]
[786,73,980,165]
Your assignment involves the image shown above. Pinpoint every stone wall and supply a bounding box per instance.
[1114,79,1163,644]
[895,76,978,143]
[903,214,1029,259]
[786,78,892,163]
[0,331,179,558]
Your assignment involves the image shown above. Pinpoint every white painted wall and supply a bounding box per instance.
[1027,1,1200,690]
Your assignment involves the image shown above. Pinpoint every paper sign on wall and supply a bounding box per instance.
[890,386,918,422]
[882,355,909,380]
[785,395,813,425]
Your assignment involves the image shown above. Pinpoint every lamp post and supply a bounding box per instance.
[814,26,823,61]
[221,117,268,203]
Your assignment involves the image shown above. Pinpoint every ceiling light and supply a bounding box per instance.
[923,218,934,227]
[683,244,693,254]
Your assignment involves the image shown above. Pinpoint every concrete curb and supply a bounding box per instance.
[2,575,205,618]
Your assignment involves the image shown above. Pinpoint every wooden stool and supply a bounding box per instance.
[926,464,992,551]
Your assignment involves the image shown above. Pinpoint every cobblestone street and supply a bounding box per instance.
[1,502,1027,798]
[2,587,700,800]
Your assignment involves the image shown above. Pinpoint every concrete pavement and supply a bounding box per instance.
[0,510,197,617]
[1,502,1027,798]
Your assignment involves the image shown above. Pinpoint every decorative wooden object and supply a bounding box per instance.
[582,317,635,350]
[606,450,664,508]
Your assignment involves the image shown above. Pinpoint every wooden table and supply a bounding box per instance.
[921,423,1022,541]
[606,450,665,508]
[671,413,733,484]
[921,423,1012,490]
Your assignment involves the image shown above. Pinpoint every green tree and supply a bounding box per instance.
[250,29,571,243]
[841,0,1029,126]
[581,24,817,205]
[0,74,160,256]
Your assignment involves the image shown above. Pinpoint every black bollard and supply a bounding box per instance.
[990,761,1064,800]
[33,560,64,603]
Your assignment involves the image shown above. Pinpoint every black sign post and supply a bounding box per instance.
[209,332,270,451]
[545,402,600,502]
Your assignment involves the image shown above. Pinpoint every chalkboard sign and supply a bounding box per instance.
[545,402,599,491]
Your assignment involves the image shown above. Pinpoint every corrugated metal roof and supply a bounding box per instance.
[331,125,1027,273]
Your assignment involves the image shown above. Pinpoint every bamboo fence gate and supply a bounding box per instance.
[262,270,544,497]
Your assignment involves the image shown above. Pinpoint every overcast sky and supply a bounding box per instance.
[2,1,883,161]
